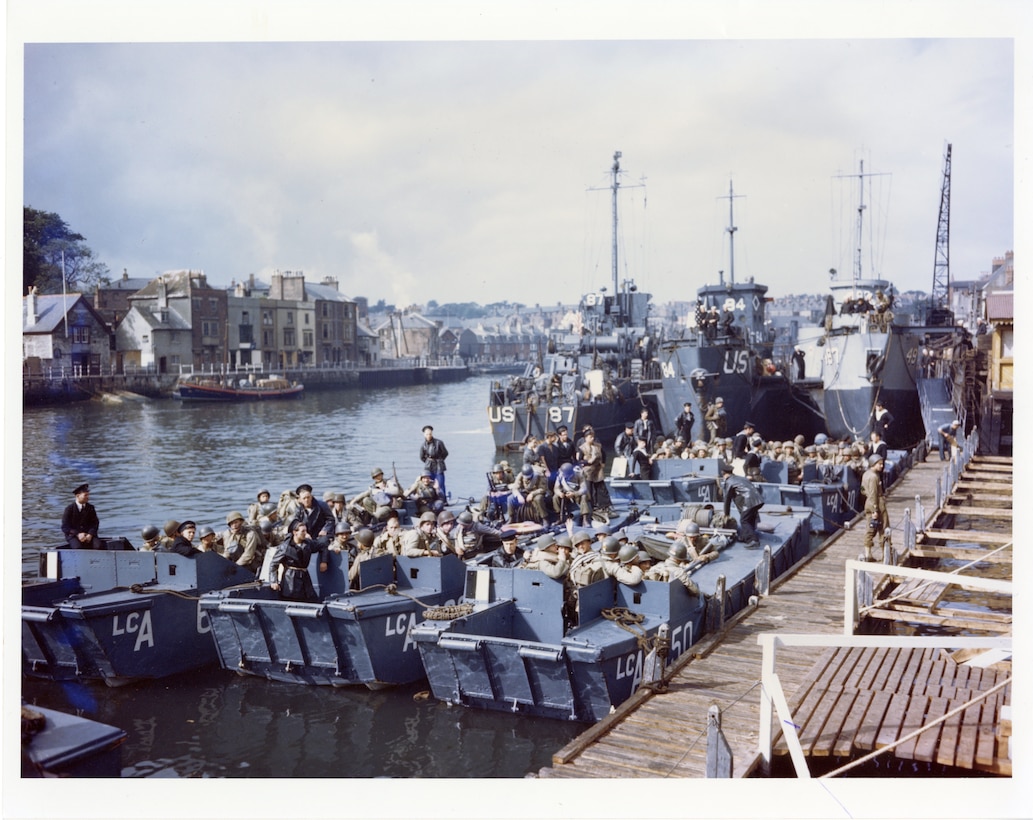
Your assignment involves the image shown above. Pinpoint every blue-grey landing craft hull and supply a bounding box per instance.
[23,551,255,686]
[201,553,467,687]
[413,566,706,722]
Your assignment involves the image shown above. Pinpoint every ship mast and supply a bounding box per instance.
[836,158,890,289]
[610,150,621,298]
[720,179,744,285]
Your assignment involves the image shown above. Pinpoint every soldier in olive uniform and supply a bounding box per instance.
[861,454,889,561]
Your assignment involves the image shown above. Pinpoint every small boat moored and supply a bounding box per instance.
[173,373,304,401]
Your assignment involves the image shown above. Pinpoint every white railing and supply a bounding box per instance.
[756,632,1012,777]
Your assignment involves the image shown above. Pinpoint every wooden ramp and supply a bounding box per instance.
[772,646,1012,775]
[538,452,1012,780]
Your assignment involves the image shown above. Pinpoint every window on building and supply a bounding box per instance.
[263,310,273,326]
[263,330,272,347]
[287,312,294,325]
[242,311,250,325]
[284,328,296,347]
[322,325,329,339]
[322,303,328,317]
[305,313,310,325]
[303,330,313,347]
[71,326,91,344]
[192,298,201,313]
[171,355,181,365]
[209,298,218,314]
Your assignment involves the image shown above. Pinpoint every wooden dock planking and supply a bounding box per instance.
[875,690,912,750]
[941,505,1011,518]
[920,529,1011,545]
[853,689,894,751]
[538,454,1011,780]
[894,694,931,759]
[914,696,949,762]
[832,688,874,757]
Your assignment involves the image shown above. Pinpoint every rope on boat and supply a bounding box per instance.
[422,603,475,620]
[600,606,651,651]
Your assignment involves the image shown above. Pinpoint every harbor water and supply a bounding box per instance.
[20,379,586,778]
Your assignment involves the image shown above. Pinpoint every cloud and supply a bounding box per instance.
[20,34,1016,307]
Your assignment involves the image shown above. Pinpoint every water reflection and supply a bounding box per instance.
[20,379,585,777]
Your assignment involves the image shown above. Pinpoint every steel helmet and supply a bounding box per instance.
[536,533,556,551]
[437,510,456,525]
[260,501,278,516]
[683,521,701,536]
[198,525,216,539]
[521,464,534,478]
[458,511,474,525]
[141,525,160,541]
[355,528,375,547]
[226,510,245,525]
[572,530,593,546]
[258,517,274,534]
[554,534,572,550]
[670,541,688,561]
[601,536,621,556]
[419,511,438,525]
[335,522,351,535]
[618,543,639,565]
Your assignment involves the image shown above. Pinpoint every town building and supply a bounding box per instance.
[23,288,113,375]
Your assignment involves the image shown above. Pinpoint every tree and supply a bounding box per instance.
[23,207,110,295]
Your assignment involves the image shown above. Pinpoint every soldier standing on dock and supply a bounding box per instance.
[861,454,889,562]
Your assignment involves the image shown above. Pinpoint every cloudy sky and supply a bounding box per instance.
[14,3,1023,310]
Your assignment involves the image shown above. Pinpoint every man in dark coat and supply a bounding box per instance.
[490,530,525,568]
[269,519,319,601]
[168,521,201,557]
[674,402,695,443]
[721,464,763,549]
[419,425,450,500]
[292,483,334,549]
[61,483,102,549]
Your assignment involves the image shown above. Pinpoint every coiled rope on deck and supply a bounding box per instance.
[601,606,652,652]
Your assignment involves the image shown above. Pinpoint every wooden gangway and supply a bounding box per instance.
[538,447,1012,779]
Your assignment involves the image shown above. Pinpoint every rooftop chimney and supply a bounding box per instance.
[25,286,38,327]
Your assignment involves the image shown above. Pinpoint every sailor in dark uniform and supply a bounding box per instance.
[269,519,319,601]
[169,521,201,557]
[490,530,524,568]
[419,425,450,501]
[292,483,334,549]
[61,483,102,549]
[721,464,763,549]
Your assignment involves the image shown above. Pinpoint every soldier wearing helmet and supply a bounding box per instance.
[349,469,403,524]
[247,489,271,525]
[507,463,549,524]
[481,462,514,524]
[401,511,443,558]
[553,462,590,526]
[520,532,571,580]
[348,528,378,589]
[197,525,219,553]
[406,470,446,516]
[567,529,605,589]
[453,509,503,559]
[220,509,262,573]
[330,521,354,556]
[644,540,701,595]
[599,537,644,586]
[140,525,161,552]
[861,454,889,561]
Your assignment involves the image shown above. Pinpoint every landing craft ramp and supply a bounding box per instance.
[917,376,956,446]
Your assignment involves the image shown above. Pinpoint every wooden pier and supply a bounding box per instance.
[538,448,1013,779]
